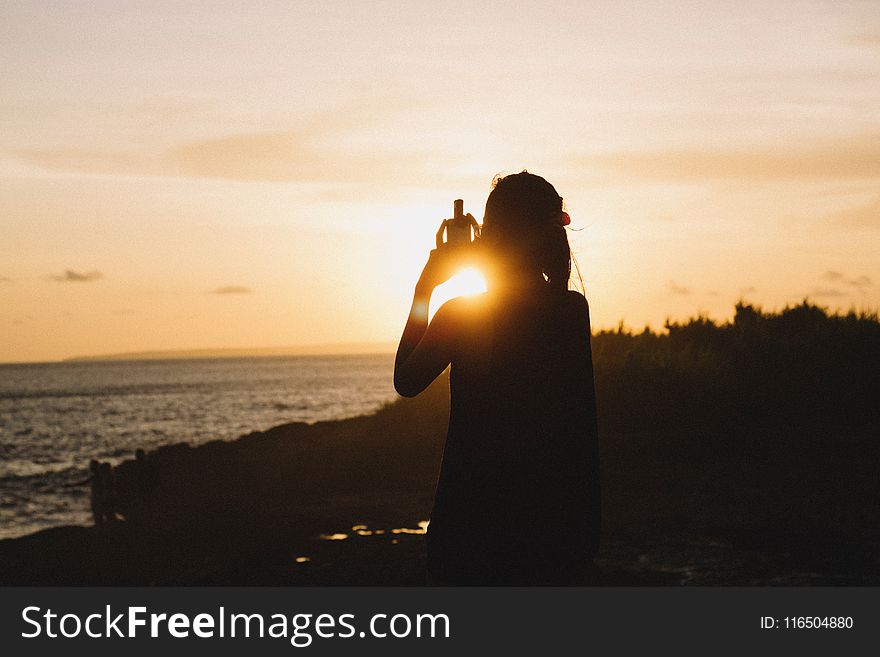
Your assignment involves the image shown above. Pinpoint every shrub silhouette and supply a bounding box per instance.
[592,301,879,432]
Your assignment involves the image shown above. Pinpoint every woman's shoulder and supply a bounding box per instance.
[556,290,592,332]
[564,289,588,309]
[557,289,590,316]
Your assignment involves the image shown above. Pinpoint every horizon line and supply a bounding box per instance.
[0,342,399,366]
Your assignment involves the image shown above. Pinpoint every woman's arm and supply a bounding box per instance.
[394,248,461,397]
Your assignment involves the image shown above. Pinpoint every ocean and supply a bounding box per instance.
[0,354,396,539]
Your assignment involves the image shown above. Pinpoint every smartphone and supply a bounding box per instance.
[436,199,481,248]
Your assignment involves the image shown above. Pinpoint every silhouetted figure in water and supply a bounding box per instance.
[87,459,102,525]
[395,172,600,585]
[131,448,159,522]
[66,459,105,526]
[98,462,118,524]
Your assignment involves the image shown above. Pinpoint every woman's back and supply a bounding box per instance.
[427,288,600,584]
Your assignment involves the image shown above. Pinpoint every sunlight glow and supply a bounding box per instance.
[430,267,488,318]
[2,2,879,361]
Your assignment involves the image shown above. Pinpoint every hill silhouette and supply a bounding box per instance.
[63,342,396,362]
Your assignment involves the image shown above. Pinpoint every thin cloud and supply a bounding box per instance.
[17,132,430,185]
[15,91,433,185]
[807,287,846,298]
[580,135,880,183]
[821,271,872,288]
[0,276,11,283]
[212,285,252,295]
[848,31,880,50]
[168,132,321,183]
[169,130,431,184]
[826,196,880,228]
[50,270,103,283]
[667,281,691,296]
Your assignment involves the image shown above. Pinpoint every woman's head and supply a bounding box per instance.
[482,171,571,292]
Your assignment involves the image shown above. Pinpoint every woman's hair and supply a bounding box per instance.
[483,171,571,292]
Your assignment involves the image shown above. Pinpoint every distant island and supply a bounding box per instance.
[64,342,397,362]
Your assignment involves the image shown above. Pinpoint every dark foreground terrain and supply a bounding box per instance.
[0,378,877,585]
[1,302,877,585]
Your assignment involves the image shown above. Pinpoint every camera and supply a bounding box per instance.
[436,199,481,249]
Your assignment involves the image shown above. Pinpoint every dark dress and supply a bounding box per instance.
[426,287,601,585]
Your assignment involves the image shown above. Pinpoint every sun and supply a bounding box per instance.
[430,267,488,318]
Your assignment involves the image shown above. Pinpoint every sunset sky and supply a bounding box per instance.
[1,0,878,362]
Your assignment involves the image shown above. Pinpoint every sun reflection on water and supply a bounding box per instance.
[319,520,429,541]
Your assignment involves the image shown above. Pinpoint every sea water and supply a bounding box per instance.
[0,354,396,538]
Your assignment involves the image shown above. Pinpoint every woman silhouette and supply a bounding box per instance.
[395,172,600,585]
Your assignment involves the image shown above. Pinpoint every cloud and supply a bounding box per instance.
[739,286,757,295]
[821,271,845,282]
[167,129,431,184]
[167,132,324,183]
[821,271,872,288]
[50,270,103,282]
[826,196,880,227]
[580,135,880,183]
[848,31,880,50]
[16,131,430,186]
[211,285,252,295]
[14,92,434,185]
[667,281,691,295]
[807,287,846,298]
[0,276,11,283]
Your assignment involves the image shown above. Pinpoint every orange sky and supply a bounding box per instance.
[1,0,878,362]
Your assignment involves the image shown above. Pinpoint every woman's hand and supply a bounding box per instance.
[417,244,464,292]
[419,211,481,290]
